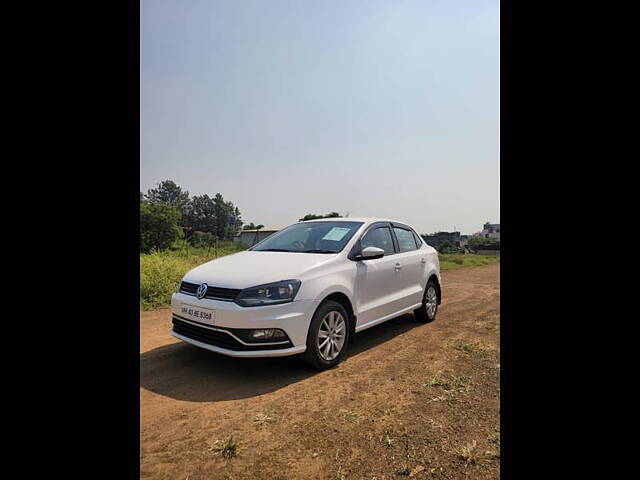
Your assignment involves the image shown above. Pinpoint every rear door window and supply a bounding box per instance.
[393,227,419,252]
[413,231,424,248]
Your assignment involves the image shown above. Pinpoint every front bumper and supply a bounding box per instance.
[170,292,316,357]
[171,330,307,357]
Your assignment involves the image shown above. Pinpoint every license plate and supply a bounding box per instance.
[180,304,215,325]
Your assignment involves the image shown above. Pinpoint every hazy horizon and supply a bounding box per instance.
[141,0,499,235]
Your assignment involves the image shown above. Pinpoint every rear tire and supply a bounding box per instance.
[414,279,439,322]
[301,300,350,370]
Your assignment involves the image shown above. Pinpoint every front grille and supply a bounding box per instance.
[179,281,241,301]
[172,316,292,351]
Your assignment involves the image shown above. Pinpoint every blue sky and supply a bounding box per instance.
[141,0,499,234]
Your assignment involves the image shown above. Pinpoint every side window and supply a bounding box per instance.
[361,226,395,255]
[413,231,423,248]
[393,227,418,252]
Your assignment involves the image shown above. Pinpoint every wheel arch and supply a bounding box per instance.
[320,291,357,340]
[427,273,442,305]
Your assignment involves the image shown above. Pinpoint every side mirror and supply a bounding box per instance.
[360,246,385,260]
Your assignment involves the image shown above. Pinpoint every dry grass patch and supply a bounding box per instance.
[210,436,239,459]
[453,341,477,353]
[340,409,360,422]
[489,427,500,447]
[453,341,498,357]
[253,412,276,428]
[456,439,500,465]
[457,440,480,464]
[426,372,471,393]
[382,429,395,448]
[486,313,501,331]
[487,427,501,459]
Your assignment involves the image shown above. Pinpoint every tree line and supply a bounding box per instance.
[139,179,346,253]
[140,180,243,252]
[298,212,341,222]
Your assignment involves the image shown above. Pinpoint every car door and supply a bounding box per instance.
[392,225,426,308]
[354,224,406,328]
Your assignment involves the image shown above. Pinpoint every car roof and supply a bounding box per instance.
[298,217,414,227]
[298,217,382,223]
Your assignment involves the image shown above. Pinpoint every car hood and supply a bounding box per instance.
[182,250,338,289]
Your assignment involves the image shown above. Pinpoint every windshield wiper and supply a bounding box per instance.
[258,248,293,252]
[300,249,337,254]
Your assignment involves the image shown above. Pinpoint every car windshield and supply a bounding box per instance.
[251,221,364,253]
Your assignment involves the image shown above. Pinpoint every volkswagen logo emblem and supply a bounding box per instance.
[196,283,208,299]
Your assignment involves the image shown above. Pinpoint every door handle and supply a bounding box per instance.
[395,262,402,271]
[421,258,426,264]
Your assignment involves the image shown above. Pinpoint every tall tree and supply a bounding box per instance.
[183,194,217,235]
[143,180,243,241]
[146,180,190,217]
[230,205,243,237]
[212,194,242,239]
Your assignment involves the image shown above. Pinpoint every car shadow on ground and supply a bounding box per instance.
[140,313,428,403]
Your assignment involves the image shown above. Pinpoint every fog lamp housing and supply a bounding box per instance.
[248,328,287,341]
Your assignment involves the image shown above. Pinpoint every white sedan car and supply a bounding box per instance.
[171,218,441,369]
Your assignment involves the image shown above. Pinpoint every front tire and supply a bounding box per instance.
[414,279,439,322]
[301,300,350,370]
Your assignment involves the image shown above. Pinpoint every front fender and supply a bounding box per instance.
[296,267,357,317]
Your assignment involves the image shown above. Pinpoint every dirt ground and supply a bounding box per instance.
[141,264,500,480]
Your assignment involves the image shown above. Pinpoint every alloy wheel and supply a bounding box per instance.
[425,286,438,319]
[317,311,346,361]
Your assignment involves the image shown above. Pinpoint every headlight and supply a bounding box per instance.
[234,279,302,307]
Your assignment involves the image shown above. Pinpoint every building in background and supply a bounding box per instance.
[482,222,500,240]
[469,222,500,255]
[237,228,281,247]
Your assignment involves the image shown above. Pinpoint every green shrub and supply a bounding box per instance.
[140,202,183,253]
[467,236,500,250]
[189,231,216,248]
[439,254,500,271]
[140,253,190,310]
[140,243,246,310]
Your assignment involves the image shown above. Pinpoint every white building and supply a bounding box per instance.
[237,228,280,247]
[482,222,500,240]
